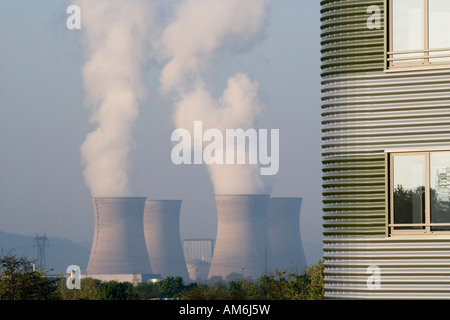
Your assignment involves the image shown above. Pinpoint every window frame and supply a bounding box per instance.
[389,150,450,236]
[387,0,450,69]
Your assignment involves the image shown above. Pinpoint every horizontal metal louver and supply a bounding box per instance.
[321,0,450,299]
[324,237,450,299]
[322,70,450,158]
[320,0,385,78]
[322,155,387,237]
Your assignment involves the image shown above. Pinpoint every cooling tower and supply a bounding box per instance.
[186,260,211,281]
[268,197,307,273]
[143,200,190,280]
[208,194,273,280]
[86,197,152,275]
[184,239,213,281]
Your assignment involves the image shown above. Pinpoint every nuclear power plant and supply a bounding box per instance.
[268,197,306,273]
[208,194,273,280]
[143,200,189,280]
[76,0,303,288]
[85,197,154,283]
[83,194,307,284]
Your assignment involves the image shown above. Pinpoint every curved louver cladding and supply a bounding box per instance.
[322,70,450,158]
[322,155,387,238]
[321,0,450,299]
[324,237,450,299]
[320,0,385,78]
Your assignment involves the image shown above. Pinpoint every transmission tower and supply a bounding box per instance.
[34,234,49,270]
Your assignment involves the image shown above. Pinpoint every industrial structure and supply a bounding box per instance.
[208,194,273,280]
[321,0,450,298]
[34,233,49,271]
[143,200,190,280]
[184,238,214,281]
[267,197,306,273]
[86,197,154,280]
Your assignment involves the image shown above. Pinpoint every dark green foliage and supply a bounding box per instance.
[179,259,325,300]
[134,276,197,300]
[0,250,325,300]
[0,250,60,300]
[134,281,162,300]
[99,280,137,300]
[305,259,325,300]
[58,277,103,300]
[158,276,186,299]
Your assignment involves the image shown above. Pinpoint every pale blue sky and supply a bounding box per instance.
[0,1,323,263]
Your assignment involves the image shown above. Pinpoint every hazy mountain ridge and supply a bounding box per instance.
[0,230,322,277]
[0,230,90,275]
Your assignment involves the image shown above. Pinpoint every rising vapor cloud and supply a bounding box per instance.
[76,0,154,197]
[76,0,274,197]
[157,0,274,195]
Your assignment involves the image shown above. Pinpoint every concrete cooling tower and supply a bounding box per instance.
[184,239,214,281]
[86,197,152,276]
[268,197,307,273]
[143,200,190,280]
[208,194,273,280]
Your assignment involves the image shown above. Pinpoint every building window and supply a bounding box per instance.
[389,151,450,235]
[388,0,450,68]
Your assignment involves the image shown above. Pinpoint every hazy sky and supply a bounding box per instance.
[0,1,322,263]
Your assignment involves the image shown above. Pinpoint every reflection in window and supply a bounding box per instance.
[389,0,450,67]
[430,152,450,230]
[390,151,450,235]
[392,0,424,55]
[429,0,450,62]
[393,155,426,230]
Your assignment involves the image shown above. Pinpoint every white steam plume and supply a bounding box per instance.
[158,0,273,195]
[156,0,272,95]
[77,0,154,197]
[174,74,267,195]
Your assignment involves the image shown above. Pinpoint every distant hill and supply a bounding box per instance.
[0,230,90,275]
[0,230,323,277]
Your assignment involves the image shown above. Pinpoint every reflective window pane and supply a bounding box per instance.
[430,152,450,231]
[429,0,450,62]
[392,0,425,62]
[393,155,426,229]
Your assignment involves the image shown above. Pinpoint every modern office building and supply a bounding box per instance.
[321,0,450,298]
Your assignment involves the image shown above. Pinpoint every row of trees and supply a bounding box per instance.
[0,250,324,300]
[176,263,325,300]
[0,251,60,300]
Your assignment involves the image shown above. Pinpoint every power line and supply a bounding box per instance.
[33,233,49,271]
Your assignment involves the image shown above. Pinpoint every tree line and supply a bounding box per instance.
[0,250,324,300]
